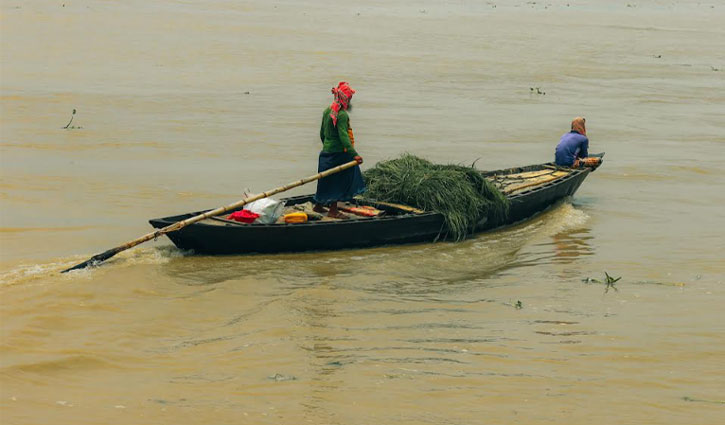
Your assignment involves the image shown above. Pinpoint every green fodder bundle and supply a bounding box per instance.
[363,154,509,241]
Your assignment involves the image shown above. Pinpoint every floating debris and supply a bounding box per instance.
[682,396,725,405]
[63,109,76,128]
[503,300,523,309]
[605,273,619,282]
[149,398,187,405]
[268,373,297,382]
[604,272,621,293]
[582,272,621,293]
[62,108,82,129]
[582,277,602,284]
[536,330,593,336]
[631,280,685,287]
[529,87,546,95]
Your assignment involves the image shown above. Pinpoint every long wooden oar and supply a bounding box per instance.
[62,160,360,273]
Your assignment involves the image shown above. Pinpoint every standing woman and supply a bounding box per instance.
[313,82,365,218]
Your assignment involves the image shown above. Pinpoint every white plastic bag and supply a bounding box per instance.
[245,197,285,224]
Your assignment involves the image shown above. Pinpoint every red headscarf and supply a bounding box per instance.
[330,82,355,126]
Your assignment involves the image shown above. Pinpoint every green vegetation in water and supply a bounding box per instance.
[582,271,621,293]
[502,300,523,309]
[362,154,509,241]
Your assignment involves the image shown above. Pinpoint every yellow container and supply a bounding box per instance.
[283,212,308,224]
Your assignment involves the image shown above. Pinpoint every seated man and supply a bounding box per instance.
[555,117,589,167]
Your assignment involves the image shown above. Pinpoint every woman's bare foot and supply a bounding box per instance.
[327,202,348,219]
[313,204,327,213]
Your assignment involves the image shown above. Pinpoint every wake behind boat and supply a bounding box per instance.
[149,156,604,255]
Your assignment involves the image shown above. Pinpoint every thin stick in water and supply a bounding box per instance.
[63,109,76,129]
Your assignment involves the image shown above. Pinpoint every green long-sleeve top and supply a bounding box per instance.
[319,107,359,157]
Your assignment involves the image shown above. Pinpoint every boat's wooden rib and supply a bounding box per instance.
[501,171,570,194]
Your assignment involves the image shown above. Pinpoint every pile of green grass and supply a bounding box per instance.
[362,154,509,241]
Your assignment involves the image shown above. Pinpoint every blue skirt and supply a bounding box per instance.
[313,151,366,205]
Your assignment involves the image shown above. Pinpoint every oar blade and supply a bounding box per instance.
[61,160,358,273]
[61,248,121,273]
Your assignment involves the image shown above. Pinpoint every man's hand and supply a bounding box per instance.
[354,156,363,164]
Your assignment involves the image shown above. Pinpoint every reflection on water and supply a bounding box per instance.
[550,228,594,264]
[155,203,593,291]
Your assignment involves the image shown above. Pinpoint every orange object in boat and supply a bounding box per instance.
[339,205,381,217]
[283,212,308,224]
[581,157,602,167]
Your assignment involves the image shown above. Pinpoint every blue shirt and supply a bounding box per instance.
[555,131,589,166]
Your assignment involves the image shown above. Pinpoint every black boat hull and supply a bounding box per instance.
[149,163,596,254]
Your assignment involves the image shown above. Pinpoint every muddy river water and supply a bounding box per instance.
[1,1,724,423]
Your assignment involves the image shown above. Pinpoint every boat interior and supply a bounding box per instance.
[197,163,581,226]
[487,164,576,196]
[199,197,418,226]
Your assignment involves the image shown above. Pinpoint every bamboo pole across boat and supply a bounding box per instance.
[361,199,425,214]
[62,160,360,273]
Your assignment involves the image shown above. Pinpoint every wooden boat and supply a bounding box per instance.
[149,156,603,254]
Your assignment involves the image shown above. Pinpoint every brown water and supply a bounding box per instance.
[2,1,724,423]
